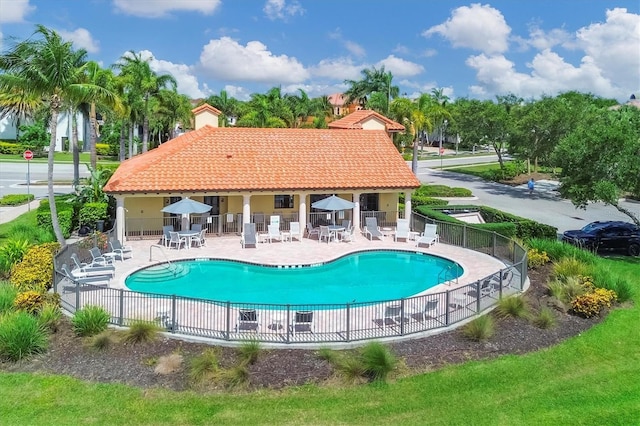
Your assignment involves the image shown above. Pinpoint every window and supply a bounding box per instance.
[274,195,294,209]
[359,193,379,211]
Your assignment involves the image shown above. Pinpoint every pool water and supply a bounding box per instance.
[125,250,462,306]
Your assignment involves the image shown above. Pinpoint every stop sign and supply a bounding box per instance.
[23,150,33,160]
[439,147,445,155]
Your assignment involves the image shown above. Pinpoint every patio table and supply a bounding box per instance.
[327,225,345,242]
[177,231,199,249]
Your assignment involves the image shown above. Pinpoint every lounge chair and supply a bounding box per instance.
[109,238,133,260]
[168,231,187,250]
[364,217,384,241]
[416,223,439,247]
[409,299,439,322]
[89,247,116,265]
[236,309,259,333]
[318,225,334,243]
[70,253,115,277]
[288,222,302,242]
[394,218,410,242]
[266,223,282,243]
[60,264,110,293]
[306,223,320,240]
[377,304,408,329]
[465,279,494,298]
[291,311,314,335]
[241,223,257,248]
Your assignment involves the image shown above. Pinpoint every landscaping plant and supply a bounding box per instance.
[72,305,111,337]
[0,310,48,361]
[462,314,495,341]
[0,281,18,314]
[122,320,161,344]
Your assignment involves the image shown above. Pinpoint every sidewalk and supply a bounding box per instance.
[0,200,40,225]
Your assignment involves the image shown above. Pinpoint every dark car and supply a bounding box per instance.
[562,221,640,256]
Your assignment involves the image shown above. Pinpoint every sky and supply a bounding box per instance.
[0,0,639,103]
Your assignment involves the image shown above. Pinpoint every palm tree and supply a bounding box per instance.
[0,87,41,144]
[205,89,239,127]
[344,66,399,114]
[0,25,118,246]
[114,51,177,152]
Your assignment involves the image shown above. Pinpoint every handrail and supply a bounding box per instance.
[149,244,174,270]
[438,264,459,286]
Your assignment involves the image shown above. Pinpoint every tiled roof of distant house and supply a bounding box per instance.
[328,110,405,132]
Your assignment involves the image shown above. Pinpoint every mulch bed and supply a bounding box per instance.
[1,263,606,392]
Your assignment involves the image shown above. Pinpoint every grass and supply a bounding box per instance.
[121,320,161,344]
[0,210,40,246]
[0,152,119,164]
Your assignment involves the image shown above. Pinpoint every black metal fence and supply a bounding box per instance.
[54,213,528,346]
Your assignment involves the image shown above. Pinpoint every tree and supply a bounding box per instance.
[344,66,399,113]
[553,105,640,225]
[0,25,118,246]
[205,90,239,127]
[0,87,41,144]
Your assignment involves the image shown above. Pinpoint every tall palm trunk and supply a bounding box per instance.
[48,97,66,246]
[71,108,80,187]
[119,120,126,161]
[142,115,149,152]
[89,102,98,168]
[128,123,134,158]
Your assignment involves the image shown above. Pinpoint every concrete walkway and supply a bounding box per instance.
[0,200,40,225]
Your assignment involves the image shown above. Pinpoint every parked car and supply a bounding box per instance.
[562,221,640,256]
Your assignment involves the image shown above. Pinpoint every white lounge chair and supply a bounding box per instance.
[266,224,283,243]
[241,223,257,248]
[416,223,439,247]
[89,247,116,265]
[409,299,439,322]
[377,304,408,329]
[60,264,110,293]
[70,253,115,277]
[288,222,302,242]
[109,238,133,260]
[364,217,384,241]
[394,218,410,242]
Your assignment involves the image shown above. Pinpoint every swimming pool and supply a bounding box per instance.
[125,250,463,306]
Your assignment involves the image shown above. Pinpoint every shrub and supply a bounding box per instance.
[72,305,110,337]
[189,348,220,383]
[0,141,22,155]
[527,248,550,269]
[547,276,589,306]
[218,364,250,389]
[36,197,75,238]
[154,353,184,375]
[13,290,45,314]
[38,303,61,332]
[0,239,30,278]
[611,277,634,303]
[553,257,590,281]
[10,242,60,293]
[462,315,494,341]
[0,194,34,206]
[0,310,48,361]
[495,296,530,319]
[359,341,397,382]
[238,339,261,365]
[122,320,161,344]
[571,288,617,318]
[89,331,115,351]
[0,281,18,314]
[78,202,109,227]
[317,347,340,364]
[532,307,557,329]
[334,354,366,383]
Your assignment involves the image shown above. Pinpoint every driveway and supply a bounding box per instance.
[415,163,639,235]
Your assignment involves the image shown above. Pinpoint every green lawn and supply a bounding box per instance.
[0,152,119,165]
[0,256,638,424]
[0,209,40,245]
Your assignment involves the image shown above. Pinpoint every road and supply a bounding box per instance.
[0,162,87,198]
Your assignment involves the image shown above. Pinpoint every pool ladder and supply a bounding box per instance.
[438,264,460,286]
[149,244,178,275]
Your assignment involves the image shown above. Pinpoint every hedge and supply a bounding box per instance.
[0,194,35,206]
[0,142,23,155]
[78,202,108,226]
[36,198,76,239]
[10,242,60,292]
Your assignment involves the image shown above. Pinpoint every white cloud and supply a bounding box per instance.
[424,4,511,54]
[310,57,363,81]
[344,40,365,58]
[376,55,424,78]
[113,0,221,18]
[58,28,100,53]
[198,37,309,84]
[223,85,251,101]
[0,0,35,23]
[263,0,304,21]
[527,26,572,51]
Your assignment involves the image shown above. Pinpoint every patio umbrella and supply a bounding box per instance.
[162,197,211,230]
[311,195,355,225]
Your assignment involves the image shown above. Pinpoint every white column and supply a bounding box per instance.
[298,192,307,233]
[115,196,125,242]
[242,194,251,231]
[352,192,361,232]
[405,191,413,224]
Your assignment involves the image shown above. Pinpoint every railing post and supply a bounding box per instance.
[498,270,504,299]
[463,224,467,248]
[118,289,124,326]
[400,298,405,335]
[75,281,80,311]
[286,305,291,343]
[225,301,231,340]
[445,290,450,325]
[492,232,497,257]
[346,303,351,342]
[171,295,177,334]
[476,280,481,313]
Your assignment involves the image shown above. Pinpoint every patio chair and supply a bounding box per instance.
[241,223,257,248]
[190,229,206,248]
[60,264,110,293]
[376,303,408,329]
[416,223,439,247]
[109,238,133,260]
[465,279,494,298]
[341,219,351,230]
[266,223,282,243]
[288,222,302,242]
[161,225,173,247]
[339,226,355,242]
[306,223,320,239]
[491,270,513,290]
[394,218,410,242]
[168,231,187,250]
[318,225,334,243]
[291,311,314,335]
[364,217,384,241]
[70,253,115,277]
[409,299,439,322]
[190,223,202,233]
[89,247,115,266]
[236,309,259,333]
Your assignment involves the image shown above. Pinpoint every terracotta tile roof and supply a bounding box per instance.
[104,127,420,194]
[328,109,405,132]
[191,103,222,116]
